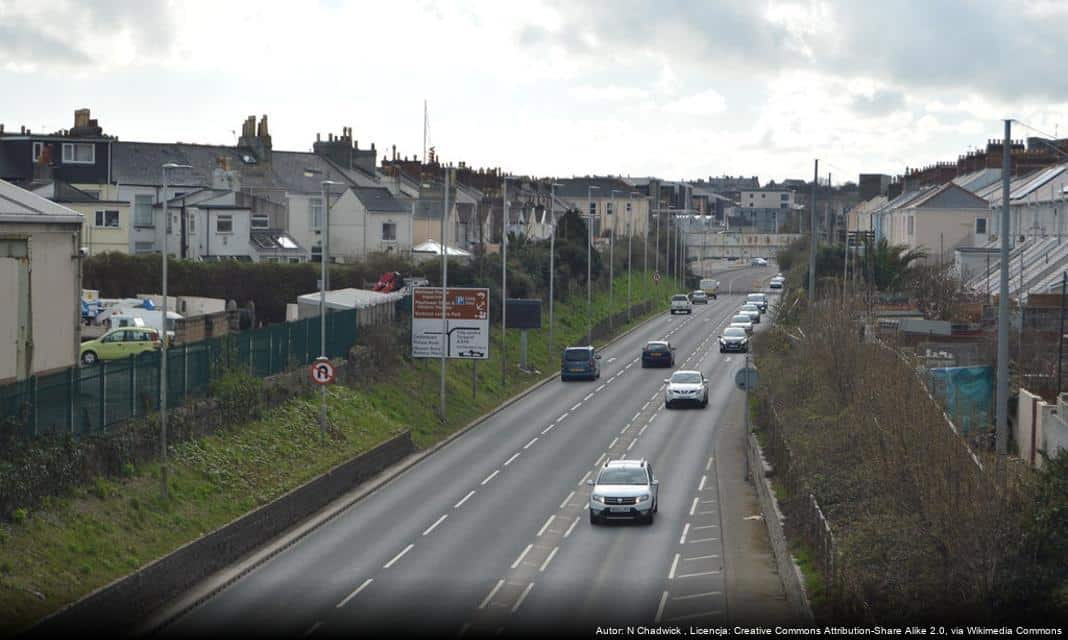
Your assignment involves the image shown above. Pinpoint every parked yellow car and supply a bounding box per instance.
[80,326,162,365]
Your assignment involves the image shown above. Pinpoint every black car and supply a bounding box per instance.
[641,341,675,368]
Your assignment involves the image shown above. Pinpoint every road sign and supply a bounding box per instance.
[653,272,661,282]
[310,358,335,385]
[734,367,759,391]
[412,287,490,359]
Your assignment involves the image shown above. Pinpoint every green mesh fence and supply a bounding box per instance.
[0,308,359,439]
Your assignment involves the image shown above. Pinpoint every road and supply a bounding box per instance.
[156,265,793,638]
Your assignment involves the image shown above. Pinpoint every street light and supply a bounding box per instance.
[502,175,520,385]
[550,182,565,356]
[159,161,192,501]
[318,179,342,439]
[628,192,640,322]
[586,185,600,343]
[610,190,627,330]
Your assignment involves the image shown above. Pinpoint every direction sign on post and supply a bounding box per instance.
[310,358,335,385]
[412,287,490,359]
[734,367,759,391]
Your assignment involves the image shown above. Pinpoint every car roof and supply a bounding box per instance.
[603,458,647,468]
[731,315,750,320]
[671,369,702,376]
[645,340,668,346]
[565,345,593,352]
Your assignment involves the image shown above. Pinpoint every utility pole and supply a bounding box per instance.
[502,176,511,386]
[809,159,819,301]
[627,194,634,321]
[550,183,562,356]
[996,119,1011,473]
[587,185,599,343]
[1058,271,1066,396]
[441,167,450,421]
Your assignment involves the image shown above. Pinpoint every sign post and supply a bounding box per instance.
[412,287,490,359]
[735,355,759,481]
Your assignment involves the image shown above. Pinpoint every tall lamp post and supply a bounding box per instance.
[318,179,342,439]
[628,192,639,321]
[550,183,564,355]
[586,185,600,343]
[441,168,451,420]
[502,175,519,384]
[159,162,192,501]
[611,190,626,329]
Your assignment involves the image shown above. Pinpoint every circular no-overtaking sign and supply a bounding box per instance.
[310,358,335,385]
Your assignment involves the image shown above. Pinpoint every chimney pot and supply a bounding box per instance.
[317,132,321,142]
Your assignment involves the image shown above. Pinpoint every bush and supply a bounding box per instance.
[11,508,26,524]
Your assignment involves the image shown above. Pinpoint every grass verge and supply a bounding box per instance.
[0,271,681,635]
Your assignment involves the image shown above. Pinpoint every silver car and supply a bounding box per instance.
[588,459,659,525]
[664,370,709,409]
[739,304,761,324]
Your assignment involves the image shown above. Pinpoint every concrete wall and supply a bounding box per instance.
[31,431,417,637]
[69,201,131,255]
[913,208,980,265]
[748,434,814,622]
[1016,388,1068,467]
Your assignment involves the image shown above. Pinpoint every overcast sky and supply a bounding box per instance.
[3,0,1068,185]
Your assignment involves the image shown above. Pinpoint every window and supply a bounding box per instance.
[626,202,632,213]
[907,216,914,236]
[251,214,269,230]
[264,257,279,263]
[310,244,323,261]
[216,215,233,234]
[61,143,95,164]
[780,203,788,209]
[976,218,987,234]
[134,195,154,227]
[32,142,43,162]
[309,197,323,230]
[103,330,126,343]
[288,257,301,264]
[780,193,789,201]
[94,210,119,228]
[382,222,397,241]
[134,241,155,253]
[189,216,195,233]
[606,202,614,215]
[588,201,597,216]
[761,193,766,199]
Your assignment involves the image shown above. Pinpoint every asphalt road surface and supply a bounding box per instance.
[156,265,787,638]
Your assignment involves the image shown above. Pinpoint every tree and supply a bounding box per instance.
[862,238,928,293]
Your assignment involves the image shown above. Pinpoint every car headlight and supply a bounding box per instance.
[591,494,605,504]
[636,494,650,502]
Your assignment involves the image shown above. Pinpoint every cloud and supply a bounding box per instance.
[569,85,649,102]
[850,89,906,117]
[0,21,89,66]
[0,0,176,70]
[521,0,1068,101]
[663,89,727,116]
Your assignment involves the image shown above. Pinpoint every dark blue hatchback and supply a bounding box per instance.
[561,346,601,381]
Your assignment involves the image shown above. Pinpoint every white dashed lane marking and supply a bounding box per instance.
[454,490,475,508]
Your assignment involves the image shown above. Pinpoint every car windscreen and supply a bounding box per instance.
[724,327,746,337]
[671,295,688,301]
[645,343,668,352]
[564,349,591,361]
[671,372,702,384]
[597,467,648,485]
[732,315,750,323]
[748,294,762,301]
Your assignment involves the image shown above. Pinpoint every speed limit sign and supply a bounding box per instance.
[310,358,335,385]
[653,272,662,282]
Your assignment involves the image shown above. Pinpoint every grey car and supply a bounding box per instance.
[588,459,659,525]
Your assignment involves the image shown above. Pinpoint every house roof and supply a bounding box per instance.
[952,168,1003,193]
[0,178,83,222]
[554,176,639,199]
[296,287,404,309]
[412,240,472,256]
[905,182,989,209]
[354,186,407,213]
[1009,163,1068,201]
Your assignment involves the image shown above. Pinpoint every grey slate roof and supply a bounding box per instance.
[111,142,360,195]
[554,176,638,199]
[354,186,407,213]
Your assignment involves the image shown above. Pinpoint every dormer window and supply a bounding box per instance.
[62,143,95,164]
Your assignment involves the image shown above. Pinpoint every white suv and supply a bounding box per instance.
[588,459,659,525]
[670,294,693,315]
[664,370,709,409]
